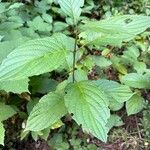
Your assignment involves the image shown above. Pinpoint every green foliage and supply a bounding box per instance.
[0,122,5,146]
[142,104,150,143]
[0,33,72,82]
[26,92,67,131]
[107,115,124,130]
[0,103,16,145]
[126,94,145,116]
[80,15,150,46]
[94,79,134,103]
[0,78,29,93]
[0,102,16,121]
[0,0,150,147]
[64,81,110,142]
[58,0,84,24]
[121,73,150,89]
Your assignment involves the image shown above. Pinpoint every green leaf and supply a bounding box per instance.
[58,0,84,24]
[0,78,29,93]
[27,16,52,32]
[53,22,69,32]
[109,100,124,111]
[133,62,146,74]
[0,3,5,14]
[107,115,124,130]
[0,22,23,32]
[68,69,88,82]
[8,2,24,10]
[92,56,112,68]
[26,92,67,131]
[0,33,72,82]
[0,103,16,121]
[126,94,144,116]
[94,79,134,103]
[122,46,140,65]
[0,38,30,93]
[0,122,5,146]
[0,38,29,64]
[64,81,110,142]
[121,73,150,89]
[81,15,150,46]
[42,13,53,24]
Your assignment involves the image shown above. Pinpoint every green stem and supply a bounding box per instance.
[72,25,78,83]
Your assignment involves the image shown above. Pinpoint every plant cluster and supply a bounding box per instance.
[0,0,150,148]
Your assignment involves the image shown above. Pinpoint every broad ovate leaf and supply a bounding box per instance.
[126,94,144,116]
[0,122,5,146]
[58,0,84,24]
[94,79,134,103]
[80,15,150,46]
[0,103,16,121]
[0,33,72,82]
[64,81,110,142]
[26,92,67,131]
[121,73,150,89]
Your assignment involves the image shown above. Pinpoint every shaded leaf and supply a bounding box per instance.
[107,115,124,130]
[0,103,16,121]
[126,94,144,116]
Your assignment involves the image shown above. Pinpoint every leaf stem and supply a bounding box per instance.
[72,25,78,83]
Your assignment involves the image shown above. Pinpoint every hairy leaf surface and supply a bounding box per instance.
[121,73,150,89]
[81,15,150,46]
[94,79,134,103]
[58,0,84,24]
[126,94,144,116]
[0,33,72,81]
[26,92,67,131]
[64,81,110,142]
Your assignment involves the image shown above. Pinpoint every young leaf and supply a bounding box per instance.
[0,33,72,81]
[0,103,16,121]
[0,122,5,146]
[126,94,144,116]
[58,0,84,24]
[81,15,150,46]
[107,115,124,130]
[121,73,150,89]
[64,81,110,142]
[26,92,67,131]
[94,79,134,103]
